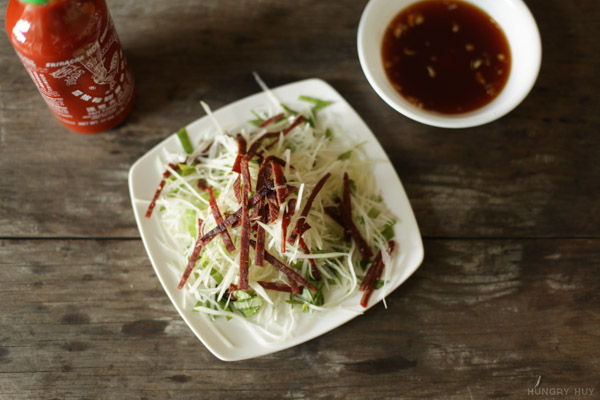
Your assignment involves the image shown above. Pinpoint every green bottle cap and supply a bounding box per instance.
[20,0,50,4]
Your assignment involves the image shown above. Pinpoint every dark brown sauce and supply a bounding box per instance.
[381,0,511,114]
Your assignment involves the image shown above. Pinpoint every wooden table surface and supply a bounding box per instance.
[1,0,599,398]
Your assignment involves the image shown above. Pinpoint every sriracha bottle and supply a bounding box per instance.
[5,0,135,133]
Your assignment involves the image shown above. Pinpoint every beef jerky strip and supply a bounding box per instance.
[177,218,204,289]
[360,240,396,308]
[197,179,209,191]
[287,173,331,245]
[249,240,316,292]
[231,134,247,173]
[227,283,239,299]
[259,112,285,127]
[254,203,268,267]
[258,281,293,293]
[145,163,180,218]
[247,132,282,159]
[265,115,306,150]
[247,115,306,157]
[341,173,373,260]
[298,237,322,280]
[267,155,289,168]
[267,191,279,222]
[334,196,351,242]
[359,251,383,292]
[197,181,273,248]
[281,198,297,253]
[241,155,253,194]
[207,187,236,252]
[233,175,242,204]
[287,274,301,294]
[256,158,273,191]
[324,206,345,228]
[238,157,251,290]
[271,160,289,204]
[297,222,311,238]
[224,212,240,228]
[252,160,272,220]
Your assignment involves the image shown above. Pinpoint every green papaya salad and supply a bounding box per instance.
[145,92,397,341]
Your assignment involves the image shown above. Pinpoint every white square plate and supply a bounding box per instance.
[128,78,423,361]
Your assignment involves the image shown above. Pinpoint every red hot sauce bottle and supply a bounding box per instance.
[5,0,135,134]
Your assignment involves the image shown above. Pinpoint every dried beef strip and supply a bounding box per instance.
[197,179,209,191]
[145,163,180,218]
[227,283,239,298]
[267,191,279,222]
[279,115,305,135]
[258,281,293,293]
[248,115,306,156]
[249,240,316,292]
[341,173,373,260]
[271,160,288,204]
[224,212,240,228]
[256,158,273,192]
[247,132,279,159]
[287,274,301,294]
[267,155,289,168]
[241,155,253,194]
[254,203,268,267]
[324,206,345,228]
[177,218,204,289]
[207,187,235,252]
[231,134,247,173]
[238,157,251,290]
[287,173,331,245]
[359,251,383,292]
[197,182,273,248]
[233,175,242,204]
[360,240,396,308]
[297,222,311,238]
[281,198,297,253]
[259,112,285,127]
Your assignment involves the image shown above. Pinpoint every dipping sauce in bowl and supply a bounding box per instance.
[382,0,511,114]
[357,0,541,128]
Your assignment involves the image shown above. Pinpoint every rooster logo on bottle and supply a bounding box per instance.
[81,34,120,89]
[49,33,120,90]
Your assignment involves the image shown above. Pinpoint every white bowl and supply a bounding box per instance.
[357,0,542,128]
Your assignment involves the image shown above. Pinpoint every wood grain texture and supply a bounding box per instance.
[1,0,600,398]
[0,239,598,399]
[0,0,599,238]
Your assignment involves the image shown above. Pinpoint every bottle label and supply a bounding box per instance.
[17,17,134,129]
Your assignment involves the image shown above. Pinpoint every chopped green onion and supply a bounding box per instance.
[368,207,380,218]
[210,268,223,284]
[281,103,299,116]
[177,127,194,154]
[299,95,333,113]
[177,163,196,176]
[232,291,263,317]
[338,150,353,160]
[185,209,197,237]
[381,223,395,241]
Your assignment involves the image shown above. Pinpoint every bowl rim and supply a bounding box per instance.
[357,0,542,128]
